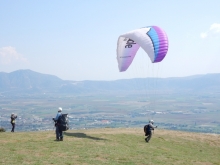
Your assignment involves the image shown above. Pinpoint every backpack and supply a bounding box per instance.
[144,124,149,134]
[57,114,69,131]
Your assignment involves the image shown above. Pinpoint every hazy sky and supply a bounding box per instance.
[0,1,220,81]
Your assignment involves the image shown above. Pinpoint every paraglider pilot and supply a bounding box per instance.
[53,107,63,141]
[11,113,17,132]
[144,120,157,142]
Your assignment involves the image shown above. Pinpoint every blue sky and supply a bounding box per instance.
[0,1,220,81]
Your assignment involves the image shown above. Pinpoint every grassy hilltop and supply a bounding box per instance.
[0,128,220,165]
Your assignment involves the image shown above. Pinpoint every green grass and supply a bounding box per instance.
[0,128,220,165]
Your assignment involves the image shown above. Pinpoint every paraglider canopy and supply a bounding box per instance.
[116,26,169,72]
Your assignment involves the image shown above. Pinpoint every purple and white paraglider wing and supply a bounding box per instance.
[116,26,169,72]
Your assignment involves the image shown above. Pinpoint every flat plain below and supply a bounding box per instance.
[0,128,220,165]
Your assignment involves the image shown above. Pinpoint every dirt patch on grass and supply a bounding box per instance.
[157,129,220,147]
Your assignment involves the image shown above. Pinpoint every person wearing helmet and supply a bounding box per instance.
[53,107,63,141]
[144,120,157,142]
[10,113,17,132]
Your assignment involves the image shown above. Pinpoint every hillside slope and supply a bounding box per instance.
[1,69,220,95]
[0,128,219,165]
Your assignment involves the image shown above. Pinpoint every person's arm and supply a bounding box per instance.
[149,123,157,129]
[54,113,60,121]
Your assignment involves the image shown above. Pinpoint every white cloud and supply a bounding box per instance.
[0,46,28,64]
[210,23,220,33]
[201,23,220,39]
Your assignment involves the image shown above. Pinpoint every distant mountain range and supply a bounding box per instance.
[0,69,220,95]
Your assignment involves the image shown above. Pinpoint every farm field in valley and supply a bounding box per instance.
[0,92,220,134]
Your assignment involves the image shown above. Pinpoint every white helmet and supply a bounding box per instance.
[11,113,14,115]
[58,107,62,112]
[149,120,154,124]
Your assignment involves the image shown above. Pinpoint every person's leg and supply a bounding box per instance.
[55,126,60,140]
[145,131,149,142]
[11,123,13,132]
[11,123,15,132]
[59,130,63,141]
[145,137,148,142]
[146,132,152,142]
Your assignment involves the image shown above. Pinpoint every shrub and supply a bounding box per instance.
[0,127,6,132]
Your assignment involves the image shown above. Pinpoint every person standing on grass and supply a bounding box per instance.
[11,113,17,132]
[144,120,157,142]
[53,107,63,141]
